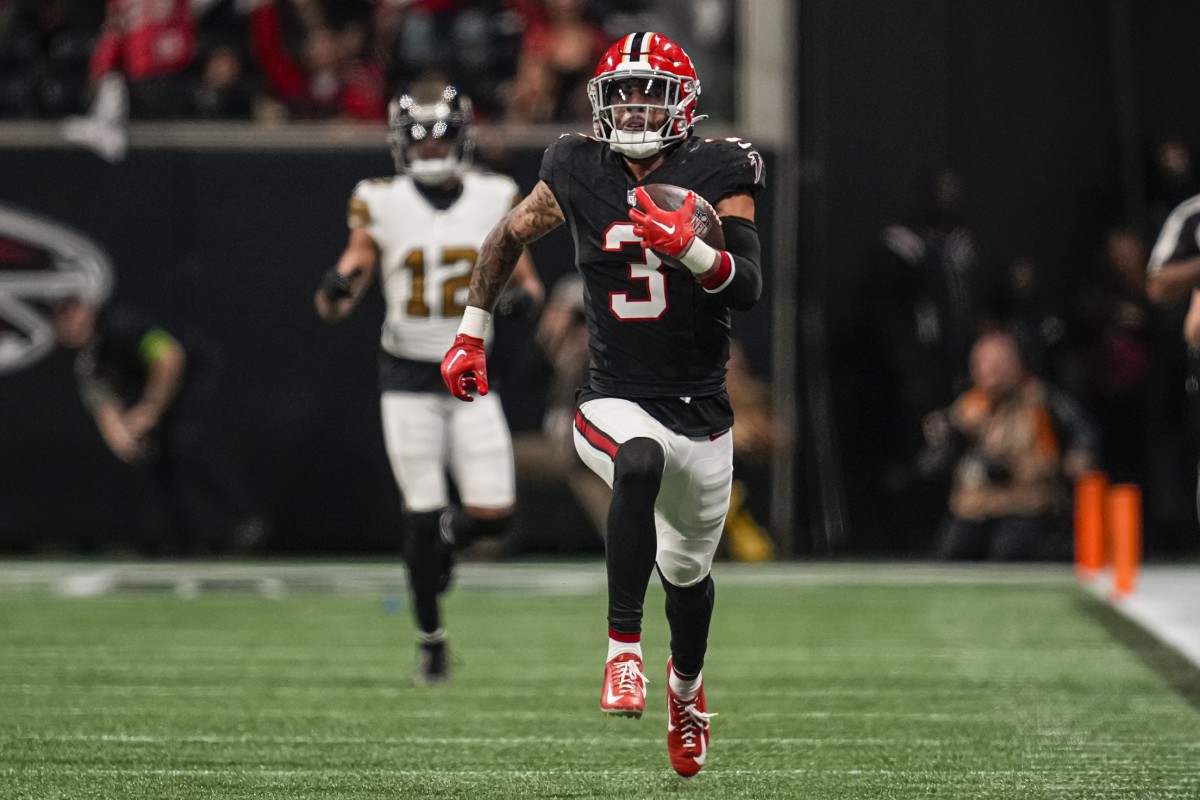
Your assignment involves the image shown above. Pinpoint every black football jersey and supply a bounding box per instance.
[539,133,766,411]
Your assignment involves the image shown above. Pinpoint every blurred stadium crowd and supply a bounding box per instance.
[0,0,734,123]
[858,142,1200,558]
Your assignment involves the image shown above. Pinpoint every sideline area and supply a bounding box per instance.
[1087,564,1200,668]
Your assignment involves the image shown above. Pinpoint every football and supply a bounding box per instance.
[635,183,725,251]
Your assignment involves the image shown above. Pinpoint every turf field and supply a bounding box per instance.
[1,563,1197,799]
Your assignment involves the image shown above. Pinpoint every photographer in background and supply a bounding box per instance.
[921,331,1098,561]
[51,295,245,557]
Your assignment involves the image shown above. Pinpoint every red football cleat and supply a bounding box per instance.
[600,652,647,718]
[666,659,713,777]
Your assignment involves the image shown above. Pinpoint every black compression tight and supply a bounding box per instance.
[605,438,665,636]
[404,510,443,634]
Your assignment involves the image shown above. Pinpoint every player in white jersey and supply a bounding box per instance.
[315,81,543,684]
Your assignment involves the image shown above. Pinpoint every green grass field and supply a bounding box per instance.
[1,563,1198,799]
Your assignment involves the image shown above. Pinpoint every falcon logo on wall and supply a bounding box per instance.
[0,203,112,374]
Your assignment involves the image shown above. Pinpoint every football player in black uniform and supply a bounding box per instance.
[1146,191,1200,526]
[440,32,765,777]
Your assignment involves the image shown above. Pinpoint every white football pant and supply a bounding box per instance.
[573,397,733,587]
[381,391,516,513]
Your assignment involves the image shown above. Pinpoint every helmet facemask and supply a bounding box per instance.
[387,87,475,185]
[588,69,698,158]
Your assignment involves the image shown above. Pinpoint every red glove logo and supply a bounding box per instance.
[629,187,697,259]
[440,333,488,401]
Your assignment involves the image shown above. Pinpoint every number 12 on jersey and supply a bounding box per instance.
[402,247,477,318]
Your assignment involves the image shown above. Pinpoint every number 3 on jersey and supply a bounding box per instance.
[604,223,667,321]
[403,247,477,318]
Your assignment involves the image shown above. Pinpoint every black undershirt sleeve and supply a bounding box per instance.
[708,215,762,311]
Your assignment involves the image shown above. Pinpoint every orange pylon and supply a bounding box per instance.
[1107,483,1142,599]
[1074,471,1107,580]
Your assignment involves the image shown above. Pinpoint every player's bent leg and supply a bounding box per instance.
[607,439,665,636]
[405,508,451,685]
[597,438,662,718]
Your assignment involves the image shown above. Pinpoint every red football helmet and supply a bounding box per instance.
[587,32,702,158]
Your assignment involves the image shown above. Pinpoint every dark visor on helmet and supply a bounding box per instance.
[604,77,668,104]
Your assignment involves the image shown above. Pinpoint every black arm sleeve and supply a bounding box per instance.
[707,215,762,311]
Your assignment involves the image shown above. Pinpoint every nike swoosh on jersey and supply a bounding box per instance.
[652,220,676,234]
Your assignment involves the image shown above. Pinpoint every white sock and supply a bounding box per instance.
[607,637,642,661]
[417,628,445,646]
[669,666,702,700]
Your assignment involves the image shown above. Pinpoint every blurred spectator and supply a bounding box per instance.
[1076,227,1155,484]
[1,0,736,123]
[511,273,611,538]
[89,0,196,119]
[922,331,1098,561]
[1147,136,1200,240]
[249,0,386,120]
[723,341,781,562]
[50,295,251,556]
[982,255,1074,386]
[376,0,525,121]
[189,42,255,118]
[0,0,99,118]
[506,0,606,124]
[869,169,981,548]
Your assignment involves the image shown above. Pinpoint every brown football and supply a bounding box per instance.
[636,183,725,250]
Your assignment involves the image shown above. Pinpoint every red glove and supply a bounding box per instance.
[629,187,698,259]
[440,333,488,401]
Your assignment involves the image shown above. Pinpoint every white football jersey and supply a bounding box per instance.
[349,171,519,361]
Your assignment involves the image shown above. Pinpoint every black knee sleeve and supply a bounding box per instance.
[614,437,665,489]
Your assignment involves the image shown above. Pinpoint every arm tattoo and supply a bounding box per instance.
[469,181,563,310]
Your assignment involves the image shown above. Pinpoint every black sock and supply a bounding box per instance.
[660,572,715,679]
[606,438,664,635]
[405,510,444,634]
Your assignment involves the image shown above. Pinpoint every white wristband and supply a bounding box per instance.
[678,236,719,275]
[457,305,491,339]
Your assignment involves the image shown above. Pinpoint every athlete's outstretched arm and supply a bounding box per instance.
[315,227,380,323]
[442,181,564,401]
[467,180,564,311]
